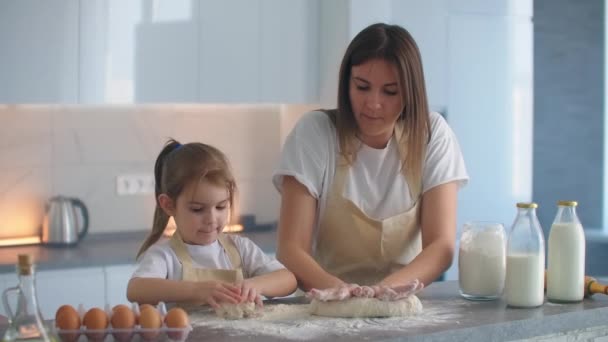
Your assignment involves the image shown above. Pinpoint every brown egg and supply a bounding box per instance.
[110,305,135,329]
[164,307,189,340]
[55,305,81,342]
[137,304,156,325]
[55,305,80,330]
[83,307,109,341]
[83,307,108,329]
[164,307,189,328]
[139,306,162,340]
[110,304,136,342]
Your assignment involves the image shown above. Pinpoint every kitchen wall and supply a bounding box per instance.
[0,104,317,239]
[533,0,605,232]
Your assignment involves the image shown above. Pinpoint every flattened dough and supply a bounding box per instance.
[215,302,256,319]
[310,295,422,318]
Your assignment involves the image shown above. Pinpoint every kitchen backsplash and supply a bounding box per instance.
[0,103,318,238]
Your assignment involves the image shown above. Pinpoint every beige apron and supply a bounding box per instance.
[170,231,243,307]
[314,138,422,285]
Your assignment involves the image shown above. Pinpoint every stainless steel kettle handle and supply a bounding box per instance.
[70,198,89,241]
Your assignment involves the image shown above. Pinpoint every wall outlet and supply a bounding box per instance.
[116,174,155,196]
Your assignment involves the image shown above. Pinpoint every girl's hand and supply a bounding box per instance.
[239,279,263,308]
[194,281,241,309]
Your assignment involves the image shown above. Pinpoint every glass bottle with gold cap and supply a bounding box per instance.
[2,254,52,342]
[547,200,585,302]
[505,202,545,307]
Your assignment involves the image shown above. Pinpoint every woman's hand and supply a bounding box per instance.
[306,283,358,301]
[371,279,424,301]
[193,281,241,309]
[238,279,263,308]
[306,280,423,302]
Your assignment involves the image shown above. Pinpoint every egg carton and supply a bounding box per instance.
[54,302,193,342]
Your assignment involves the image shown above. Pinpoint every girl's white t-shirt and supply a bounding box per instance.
[272,111,469,239]
[131,234,285,280]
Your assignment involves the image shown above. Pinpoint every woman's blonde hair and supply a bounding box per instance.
[136,139,238,258]
[326,23,430,197]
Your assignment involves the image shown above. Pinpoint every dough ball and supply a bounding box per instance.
[310,295,422,318]
[214,302,257,320]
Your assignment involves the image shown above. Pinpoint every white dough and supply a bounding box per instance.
[309,296,423,318]
[215,302,257,320]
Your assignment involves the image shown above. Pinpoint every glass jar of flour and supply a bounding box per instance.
[458,221,506,300]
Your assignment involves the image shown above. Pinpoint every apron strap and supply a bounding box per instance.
[170,231,243,283]
[217,233,244,283]
[170,231,194,267]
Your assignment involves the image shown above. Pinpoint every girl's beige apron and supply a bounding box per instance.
[314,139,422,285]
[170,231,243,307]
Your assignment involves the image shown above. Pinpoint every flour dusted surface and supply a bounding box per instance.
[190,299,469,341]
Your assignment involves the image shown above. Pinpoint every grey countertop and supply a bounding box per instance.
[189,281,608,342]
[0,231,277,273]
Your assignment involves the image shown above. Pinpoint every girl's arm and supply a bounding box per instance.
[276,176,344,291]
[127,277,241,308]
[379,181,460,287]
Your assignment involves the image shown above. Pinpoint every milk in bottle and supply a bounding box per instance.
[505,202,545,308]
[547,200,585,302]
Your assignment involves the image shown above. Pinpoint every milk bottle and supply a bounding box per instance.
[547,201,585,302]
[505,202,545,307]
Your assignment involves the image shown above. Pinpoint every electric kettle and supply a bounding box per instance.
[41,196,89,246]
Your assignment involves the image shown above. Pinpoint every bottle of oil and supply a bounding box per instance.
[2,254,53,342]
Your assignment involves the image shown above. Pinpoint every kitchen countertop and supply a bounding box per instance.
[0,230,277,273]
[189,281,608,342]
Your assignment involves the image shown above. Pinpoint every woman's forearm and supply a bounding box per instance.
[277,245,343,291]
[127,277,198,304]
[249,269,297,297]
[379,239,454,287]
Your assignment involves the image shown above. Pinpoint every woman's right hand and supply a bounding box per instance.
[193,281,241,309]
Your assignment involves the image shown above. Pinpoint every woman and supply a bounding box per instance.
[273,23,468,291]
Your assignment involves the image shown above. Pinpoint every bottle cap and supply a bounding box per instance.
[557,200,578,207]
[516,202,538,209]
[17,254,33,275]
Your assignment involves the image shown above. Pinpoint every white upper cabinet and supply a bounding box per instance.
[199,0,261,103]
[0,0,79,103]
[391,0,449,112]
[80,0,199,104]
[259,0,320,103]
[199,0,319,103]
[80,0,321,104]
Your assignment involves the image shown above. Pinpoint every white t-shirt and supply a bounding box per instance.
[273,111,469,238]
[131,234,285,280]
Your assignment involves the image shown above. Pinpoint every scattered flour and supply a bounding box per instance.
[190,299,470,340]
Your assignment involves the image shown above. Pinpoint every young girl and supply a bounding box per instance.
[127,139,297,309]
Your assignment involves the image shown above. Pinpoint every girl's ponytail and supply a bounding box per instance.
[136,139,181,259]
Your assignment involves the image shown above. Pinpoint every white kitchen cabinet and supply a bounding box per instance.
[80,0,199,104]
[391,0,449,111]
[259,0,320,103]
[0,0,79,103]
[318,0,392,107]
[104,264,136,307]
[36,267,106,318]
[199,0,261,103]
